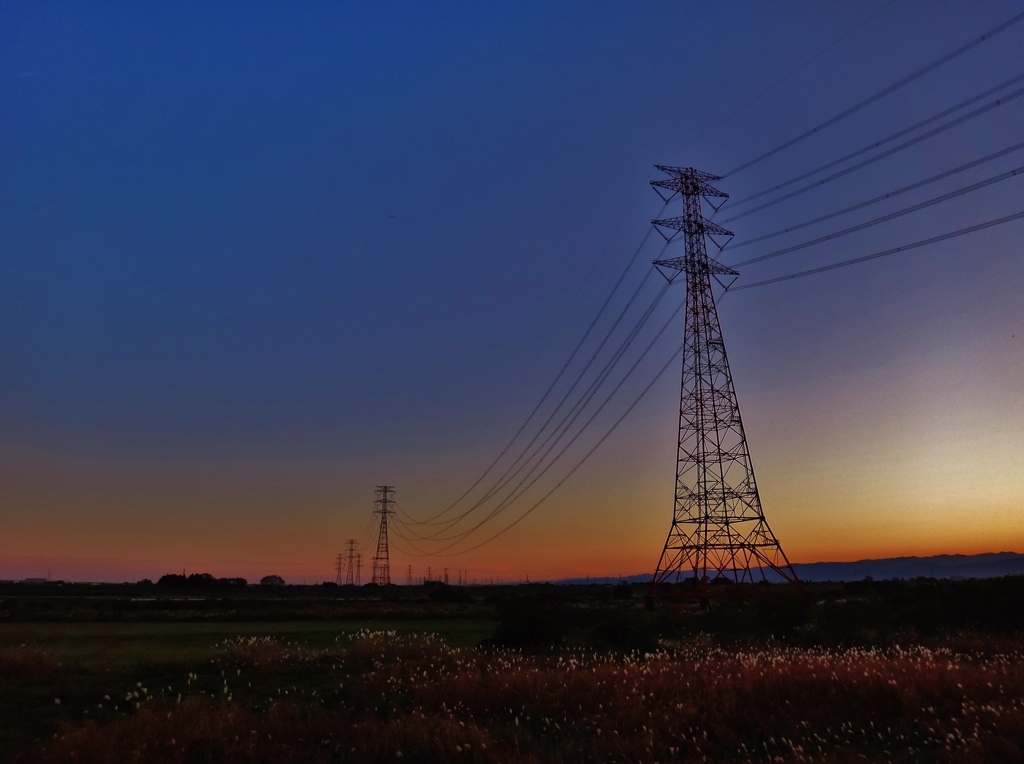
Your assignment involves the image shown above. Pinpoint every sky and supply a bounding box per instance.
[2,1,1022,583]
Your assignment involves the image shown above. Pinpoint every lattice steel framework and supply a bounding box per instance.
[344,539,357,585]
[371,486,395,586]
[335,553,345,586]
[649,166,799,597]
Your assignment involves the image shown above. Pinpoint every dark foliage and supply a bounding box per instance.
[156,573,248,587]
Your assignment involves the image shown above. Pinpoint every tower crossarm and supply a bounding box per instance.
[652,215,734,238]
[654,254,738,277]
[651,165,729,202]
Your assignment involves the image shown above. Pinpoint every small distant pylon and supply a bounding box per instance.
[647,166,800,598]
[427,566,432,582]
[334,553,345,585]
[406,565,413,586]
[371,486,395,586]
[443,567,449,585]
[355,553,362,586]
[344,539,357,585]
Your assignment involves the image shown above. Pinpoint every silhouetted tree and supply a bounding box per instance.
[260,575,285,587]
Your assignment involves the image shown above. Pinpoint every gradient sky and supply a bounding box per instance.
[2,1,1022,583]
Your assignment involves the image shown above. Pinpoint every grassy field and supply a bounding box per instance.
[2,579,1023,762]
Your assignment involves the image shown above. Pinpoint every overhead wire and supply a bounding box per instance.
[721,8,1024,177]
[385,10,1024,556]
[729,71,1024,207]
[428,338,686,558]
[724,140,1024,250]
[405,274,670,536]
[720,83,1024,224]
[670,0,898,162]
[424,292,688,553]
[411,281,673,543]
[408,252,666,529]
[421,185,669,493]
[423,207,1024,553]
[412,216,666,524]
[728,210,1024,291]
[729,164,1024,268]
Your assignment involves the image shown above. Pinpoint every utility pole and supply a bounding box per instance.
[648,166,799,600]
[371,485,395,586]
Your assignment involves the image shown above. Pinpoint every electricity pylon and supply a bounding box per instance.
[649,166,799,598]
[355,553,362,586]
[344,539,357,585]
[371,485,395,586]
[334,553,345,585]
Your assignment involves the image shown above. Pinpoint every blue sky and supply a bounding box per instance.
[2,1,1022,581]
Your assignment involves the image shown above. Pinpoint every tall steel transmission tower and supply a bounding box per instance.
[334,553,345,585]
[649,166,799,598]
[355,553,362,586]
[371,485,395,586]
[344,539,357,585]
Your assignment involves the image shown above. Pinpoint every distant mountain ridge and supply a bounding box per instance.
[557,552,1024,585]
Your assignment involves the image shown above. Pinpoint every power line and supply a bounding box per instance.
[415,283,674,544]
[721,83,1024,224]
[432,200,1020,554]
[422,197,668,494]
[729,71,1024,207]
[730,165,1024,268]
[455,211,1024,551]
[406,277,670,538]
[409,258,664,530]
[722,9,1024,177]
[670,0,897,161]
[724,140,1024,250]
[428,340,685,558]
[426,295,687,553]
[728,210,1024,291]
[414,223,664,524]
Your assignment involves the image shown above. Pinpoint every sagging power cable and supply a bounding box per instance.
[407,276,670,537]
[728,210,1024,291]
[413,282,673,543]
[414,220,666,524]
[424,295,687,552]
[722,9,1024,177]
[721,83,1024,224]
[725,141,1024,250]
[410,253,665,529]
[729,72,1024,207]
[729,164,1024,268]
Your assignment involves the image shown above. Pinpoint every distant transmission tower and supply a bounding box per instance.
[649,166,800,598]
[371,485,395,585]
[334,553,345,585]
[355,553,362,586]
[345,539,357,585]
[406,564,413,586]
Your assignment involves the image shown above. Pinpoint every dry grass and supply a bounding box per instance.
[0,647,58,681]
[17,631,1024,763]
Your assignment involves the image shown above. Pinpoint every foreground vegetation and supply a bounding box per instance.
[1,577,1022,762]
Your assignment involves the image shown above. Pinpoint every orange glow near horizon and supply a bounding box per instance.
[2,438,1021,584]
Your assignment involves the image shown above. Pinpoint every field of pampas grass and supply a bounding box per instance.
[18,630,1024,763]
